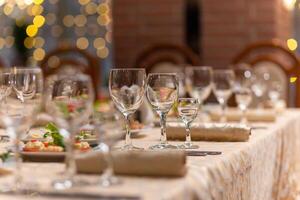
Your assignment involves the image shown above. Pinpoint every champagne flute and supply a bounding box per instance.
[186,66,212,104]
[177,98,199,149]
[45,74,94,190]
[212,69,235,123]
[109,68,146,150]
[146,73,178,150]
[0,67,43,192]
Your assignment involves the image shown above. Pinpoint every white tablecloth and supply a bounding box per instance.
[1,109,300,200]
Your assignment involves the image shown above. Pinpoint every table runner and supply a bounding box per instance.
[0,109,300,200]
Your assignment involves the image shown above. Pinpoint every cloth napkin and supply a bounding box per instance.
[167,123,251,142]
[75,150,186,177]
[209,109,276,122]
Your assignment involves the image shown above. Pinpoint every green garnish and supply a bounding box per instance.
[44,123,65,148]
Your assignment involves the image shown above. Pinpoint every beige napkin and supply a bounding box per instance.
[76,150,186,177]
[167,123,251,142]
[209,108,276,122]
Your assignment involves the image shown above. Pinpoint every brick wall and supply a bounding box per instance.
[113,0,293,68]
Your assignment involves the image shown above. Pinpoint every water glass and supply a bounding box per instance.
[146,73,178,150]
[109,68,146,150]
[177,98,199,149]
[235,88,252,124]
[45,74,94,189]
[212,69,235,122]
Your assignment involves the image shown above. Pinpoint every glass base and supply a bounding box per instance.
[99,175,121,187]
[52,179,73,190]
[149,143,177,150]
[178,142,199,149]
[116,144,144,151]
[0,181,37,193]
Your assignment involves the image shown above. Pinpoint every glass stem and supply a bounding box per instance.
[101,145,114,180]
[11,127,22,190]
[65,127,76,182]
[241,107,247,124]
[159,112,167,144]
[185,123,192,145]
[221,101,226,123]
[124,114,132,147]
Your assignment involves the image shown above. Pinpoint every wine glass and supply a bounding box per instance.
[109,68,146,150]
[92,112,123,187]
[234,66,253,123]
[212,69,235,122]
[268,81,282,106]
[177,98,199,149]
[251,72,268,109]
[186,66,212,104]
[45,74,94,190]
[146,73,178,149]
[0,67,43,192]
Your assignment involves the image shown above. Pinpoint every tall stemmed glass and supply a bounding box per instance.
[251,72,268,109]
[177,98,199,149]
[0,67,43,192]
[186,66,213,105]
[234,66,253,124]
[147,73,178,150]
[109,68,146,150]
[212,69,235,123]
[45,74,94,189]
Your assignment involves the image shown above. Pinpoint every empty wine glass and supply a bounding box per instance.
[109,68,146,150]
[234,65,253,124]
[92,113,123,187]
[177,98,199,149]
[0,71,12,104]
[251,72,268,109]
[45,74,94,190]
[186,66,212,104]
[0,67,43,192]
[268,81,282,106]
[212,69,235,123]
[146,73,178,150]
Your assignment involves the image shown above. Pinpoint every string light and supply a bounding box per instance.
[33,47,45,61]
[287,38,298,51]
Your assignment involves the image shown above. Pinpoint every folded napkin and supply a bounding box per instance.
[167,123,251,142]
[209,109,276,122]
[76,150,186,177]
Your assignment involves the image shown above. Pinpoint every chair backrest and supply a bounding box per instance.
[40,46,99,99]
[135,43,201,73]
[232,39,300,107]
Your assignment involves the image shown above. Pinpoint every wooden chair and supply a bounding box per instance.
[232,39,300,107]
[40,47,100,99]
[135,43,201,73]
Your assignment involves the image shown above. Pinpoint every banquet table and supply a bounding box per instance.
[1,109,300,200]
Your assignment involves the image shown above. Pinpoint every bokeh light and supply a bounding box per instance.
[33,48,45,60]
[76,37,89,49]
[287,38,298,51]
[26,24,38,37]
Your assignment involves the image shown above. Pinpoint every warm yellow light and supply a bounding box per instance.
[33,0,44,5]
[31,4,43,15]
[287,38,298,51]
[290,77,297,83]
[63,15,74,27]
[33,15,45,27]
[74,15,87,27]
[24,37,35,49]
[78,0,90,5]
[283,0,296,10]
[97,15,110,26]
[97,47,109,58]
[93,38,105,49]
[85,2,97,15]
[33,48,45,61]
[34,36,44,48]
[26,25,38,37]
[24,0,33,5]
[4,4,14,16]
[76,37,89,49]
[97,3,108,15]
